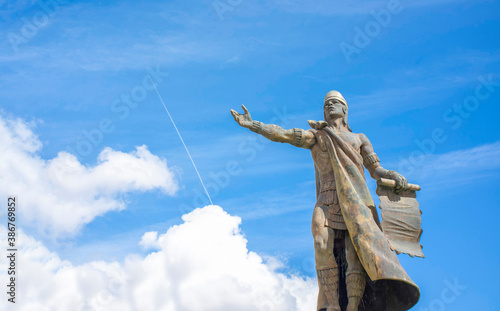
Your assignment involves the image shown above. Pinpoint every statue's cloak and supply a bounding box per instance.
[317,128,420,311]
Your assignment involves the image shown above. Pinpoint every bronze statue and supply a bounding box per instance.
[231,90,424,311]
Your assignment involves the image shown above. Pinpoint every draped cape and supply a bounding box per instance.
[319,127,420,311]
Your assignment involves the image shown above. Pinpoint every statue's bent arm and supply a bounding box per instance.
[359,133,385,179]
[359,133,408,191]
[230,104,317,149]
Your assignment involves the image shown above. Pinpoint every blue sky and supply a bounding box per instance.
[1,0,499,310]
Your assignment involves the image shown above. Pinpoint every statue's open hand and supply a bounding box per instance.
[388,171,408,194]
[230,105,253,128]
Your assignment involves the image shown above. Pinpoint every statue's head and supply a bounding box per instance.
[323,90,351,131]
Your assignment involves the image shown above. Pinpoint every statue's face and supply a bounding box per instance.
[324,98,346,118]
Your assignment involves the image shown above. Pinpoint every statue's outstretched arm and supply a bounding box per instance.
[359,133,408,192]
[230,105,316,149]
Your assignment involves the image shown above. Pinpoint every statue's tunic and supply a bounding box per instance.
[306,124,420,311]
[309,127,381,231]
[311,130,347,230]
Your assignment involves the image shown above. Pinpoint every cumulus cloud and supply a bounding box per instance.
[0,113,316,309]
[139,231,161,251]
[0,205,316,311]
[0,114,179,237]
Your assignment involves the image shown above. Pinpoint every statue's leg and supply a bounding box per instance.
[312,206,340,311]
[345,231,366,311]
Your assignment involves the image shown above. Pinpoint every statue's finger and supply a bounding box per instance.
[395,180,402,189]
[230,110,239,121]
[395,180,403,193]
[241,104,249,114]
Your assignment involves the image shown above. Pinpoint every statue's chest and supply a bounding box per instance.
[313,131,360,155]
[311,143,330,168]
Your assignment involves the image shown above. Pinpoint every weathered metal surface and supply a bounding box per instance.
[230,90,424,311]
[377,181,424,258]
[323,128,420,311]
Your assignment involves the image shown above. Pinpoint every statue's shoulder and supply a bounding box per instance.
[356,132,369,143]
[307,120,328,131]
[307,120,328,150]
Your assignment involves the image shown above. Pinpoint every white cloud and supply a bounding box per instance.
[139,231,160,251]
[0,2,227,72]
[0,205,317,311]
[419,141,500,173]
[0,114,179,238]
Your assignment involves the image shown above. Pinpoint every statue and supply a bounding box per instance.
[230,90,424,311]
